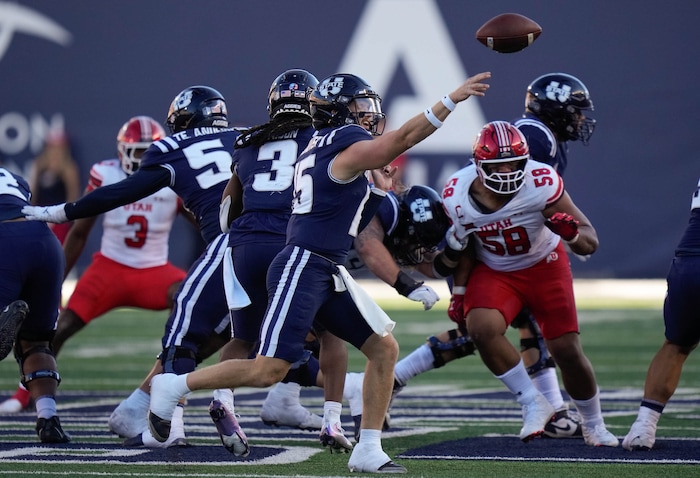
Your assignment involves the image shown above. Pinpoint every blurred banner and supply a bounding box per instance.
[2,0,697,278]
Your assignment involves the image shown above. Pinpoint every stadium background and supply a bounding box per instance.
[1,0,698,278]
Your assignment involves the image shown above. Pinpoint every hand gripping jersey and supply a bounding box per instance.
[286,124,374,263]
[442,160,564,272]
[86,159,179,268]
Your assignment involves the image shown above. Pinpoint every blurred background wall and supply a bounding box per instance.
[1,0,697,278]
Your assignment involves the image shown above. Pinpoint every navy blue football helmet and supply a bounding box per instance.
[268,69,319,119]
[165,85,228,134]
[525,73,595,144]
[387,185,450,266]
[310,73,386,135]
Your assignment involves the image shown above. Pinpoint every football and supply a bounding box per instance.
[475,13,542,53]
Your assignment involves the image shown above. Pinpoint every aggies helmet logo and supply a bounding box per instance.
[545,81,572,104]
[318,77,344,97]
[410,198,434,223]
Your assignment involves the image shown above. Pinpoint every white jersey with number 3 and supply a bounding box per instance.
[442,160,564,272]
[87,159,179,269]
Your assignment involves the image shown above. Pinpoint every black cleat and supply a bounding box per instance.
[0,300,29,361]
[148,411,171,443]
[36,416,71,443]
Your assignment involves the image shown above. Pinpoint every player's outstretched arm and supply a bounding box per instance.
[334,72,491,179]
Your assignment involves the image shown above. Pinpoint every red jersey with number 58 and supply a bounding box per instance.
[442,160,564,272]
[86,159,179,269]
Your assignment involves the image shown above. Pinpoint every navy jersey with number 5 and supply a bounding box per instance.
[287,124,374,263]
[65,127,239,245]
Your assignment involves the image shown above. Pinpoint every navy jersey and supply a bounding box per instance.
[229,126,315,245]
[0,168,32,220]
[287,124,374,263]
[344,191,400,272]
[0,167,64,335]
[514,113,570,175]
[65,127,238,245]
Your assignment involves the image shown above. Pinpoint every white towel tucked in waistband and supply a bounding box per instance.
[223,246,252,310]
[334,265,395,337]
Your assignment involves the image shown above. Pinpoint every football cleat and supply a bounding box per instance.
[123,427,189,448]
[259,384,322,431]
[348,443,406,474]
[0,385,32,413]
[622,418,656,451]
[36,416,71,443]
[320,421,353,453]
[582,423,619,447]
[519,393,555,442]
[109,399,148,438]
[543,407,583,438]
[0,300,29,361]
[147,373,182,442]
[209,399,250,457]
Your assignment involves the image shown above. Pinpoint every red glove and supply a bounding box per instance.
[447,287,466,328]
[545,212,579,242]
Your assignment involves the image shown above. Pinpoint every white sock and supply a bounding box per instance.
[273,381,301,400]
[125,388,151,412]
[358,428,381,447]
[637,404,661,426]
[171,374,192,397]
[342,373,364,416]
[171,403,186,437]
[530,367,565,410]
[213,388,235,412]
[323,400,342,423]
[572,388,604,428]
[393,344,434,386]
[496,359,539,404]
[35,395,57,419]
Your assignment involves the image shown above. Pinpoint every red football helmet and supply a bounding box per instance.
[117,116,165,174]
[472,120,529,194]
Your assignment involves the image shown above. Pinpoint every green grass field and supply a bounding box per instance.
[0,294,698,477]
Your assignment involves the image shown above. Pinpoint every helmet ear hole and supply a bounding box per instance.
[527,100,540,114]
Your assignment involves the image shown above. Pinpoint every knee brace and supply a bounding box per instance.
[518,315,556,375]
[14,344,61,388]
[427,329,476,368]
[161,346,198,374]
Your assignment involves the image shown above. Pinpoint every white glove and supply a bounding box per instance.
[445,224,469,251]
[21,204,68,223]
[219,195,232,233]
[407,285,440,310]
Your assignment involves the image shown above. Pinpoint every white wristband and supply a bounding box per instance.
[424,108,443,128]
[564,233,580,245]
[452,286,466,295]
[441,95,457,112]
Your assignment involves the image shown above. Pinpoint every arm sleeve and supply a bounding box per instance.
[64,167,171,220]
